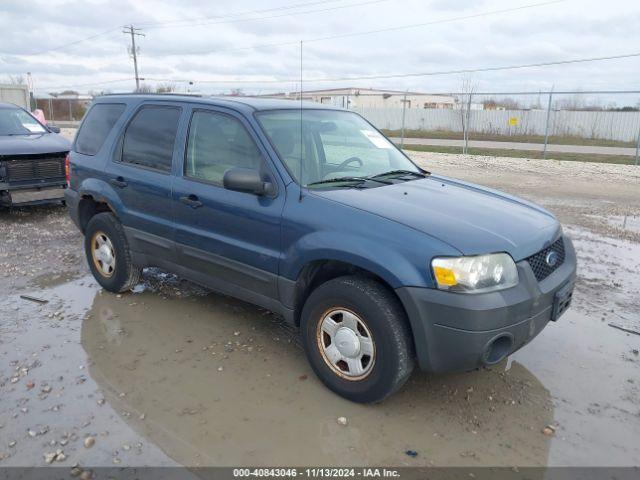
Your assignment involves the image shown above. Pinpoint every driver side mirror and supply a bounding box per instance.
[223,167,275,196]
[48,124,61,134]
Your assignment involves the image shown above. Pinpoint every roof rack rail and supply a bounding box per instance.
[99,92,204,97]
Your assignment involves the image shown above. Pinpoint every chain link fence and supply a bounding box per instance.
[34,97,89,123]
[31,89,640,164]
[347,90,640,165]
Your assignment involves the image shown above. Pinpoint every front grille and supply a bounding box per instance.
[525,237,565,282]
[5,162,33,180]
[35,160,65,178]
[3,155,66,182]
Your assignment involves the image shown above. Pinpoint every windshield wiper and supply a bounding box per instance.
[369,169,428,180]
[307,176,391,187]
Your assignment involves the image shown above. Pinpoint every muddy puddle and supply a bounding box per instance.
[1,232,639,468]
[82,283,558,467]
[566,225,640,330]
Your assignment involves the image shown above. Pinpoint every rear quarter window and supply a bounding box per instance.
[75,103,126,156]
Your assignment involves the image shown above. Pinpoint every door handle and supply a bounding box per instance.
[179,194,203,208]
[109,176,128,188]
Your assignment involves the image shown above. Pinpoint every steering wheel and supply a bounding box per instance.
[335,156,363,170]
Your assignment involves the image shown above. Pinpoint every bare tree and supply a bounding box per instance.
[483,97,521,110]
[456,76,477,154]
[589,111,602,139]
[135,83,154,93]
[555,93,589,111]
[156,83,176,93]
[6,74,25,85]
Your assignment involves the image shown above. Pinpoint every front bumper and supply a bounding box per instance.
[396,235,577,373]
[0,183,66,207]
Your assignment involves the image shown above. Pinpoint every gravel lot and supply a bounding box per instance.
[1,141,638,470]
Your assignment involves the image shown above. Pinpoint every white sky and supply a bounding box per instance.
[1,0,639,101]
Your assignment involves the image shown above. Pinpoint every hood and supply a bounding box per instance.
[0,133,71,157]
[312,175,560,261]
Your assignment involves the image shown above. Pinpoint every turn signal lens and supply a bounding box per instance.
[433,266,458,286]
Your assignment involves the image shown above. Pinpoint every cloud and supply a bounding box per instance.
[0,0,637,96]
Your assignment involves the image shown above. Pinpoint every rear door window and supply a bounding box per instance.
[75,103,126,155]
[120,105,181,172]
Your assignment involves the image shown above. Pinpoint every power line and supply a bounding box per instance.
[35,52,640,92]
[35,78,134,91]
[136,0,345,28]
[141,76,288,85]
[139,0,565,56]
[1,0,385,56]
[304,0,565,45]
[141,51,640,85]
[2,27,120,56]
[305,51,640,82]
[2,0,561,59]
[143,0,391,30]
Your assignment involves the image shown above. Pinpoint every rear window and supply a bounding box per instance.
[75,103,126,156]
[120,106,181,172]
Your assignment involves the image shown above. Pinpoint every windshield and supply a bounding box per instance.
[256,109,420,187]
[0,107,47,136]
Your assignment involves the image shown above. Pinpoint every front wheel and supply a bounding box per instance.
[301,275,414,403]
[84,212,141,293]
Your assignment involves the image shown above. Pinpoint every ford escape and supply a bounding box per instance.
[66,95,576,403]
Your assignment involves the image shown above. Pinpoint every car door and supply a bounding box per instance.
[172,106,285,302]
[105,103,183,261]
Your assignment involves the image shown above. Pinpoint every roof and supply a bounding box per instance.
[97,94,338,112]
[0,102,20,109]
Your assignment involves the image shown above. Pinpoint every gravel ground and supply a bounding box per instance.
[0,145,638,470]
[413,151,640,243]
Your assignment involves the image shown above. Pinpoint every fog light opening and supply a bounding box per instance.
[483,334,514,365]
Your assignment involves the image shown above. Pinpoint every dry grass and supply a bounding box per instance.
[382,129,636,148]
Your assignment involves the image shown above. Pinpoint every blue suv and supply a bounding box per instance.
[66,95,576,402]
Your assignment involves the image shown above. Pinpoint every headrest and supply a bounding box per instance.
[270,128,296,156]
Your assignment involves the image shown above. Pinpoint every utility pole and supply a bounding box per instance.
[400,90,408,148]
[26,72,35,110]
[543,86,554,160]
[123,25,144,91]
[463,93,473,154]
[635,122,640,166]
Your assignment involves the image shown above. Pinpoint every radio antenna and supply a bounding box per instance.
[299,40,304,202]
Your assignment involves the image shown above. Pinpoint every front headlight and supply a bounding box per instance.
[431,253,518,293]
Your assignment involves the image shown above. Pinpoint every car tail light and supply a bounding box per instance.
[65,153,70,186]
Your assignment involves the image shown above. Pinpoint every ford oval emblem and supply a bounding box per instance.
[545,251,559,267]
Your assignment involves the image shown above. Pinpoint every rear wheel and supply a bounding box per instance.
[301,275,414,403]
[84,212,141,293]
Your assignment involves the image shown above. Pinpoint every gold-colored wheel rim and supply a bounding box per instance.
[91,230,116,278]
[316,307,375,381]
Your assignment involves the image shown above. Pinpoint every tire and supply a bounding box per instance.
[84,212,141,293]
[301,275,414,403]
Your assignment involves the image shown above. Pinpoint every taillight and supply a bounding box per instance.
[65,153,70,186]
